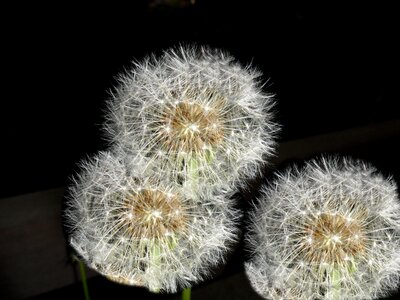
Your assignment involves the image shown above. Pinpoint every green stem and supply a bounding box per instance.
[182,287,191,300]
[78,261,91,300]
[331,267,340,300]
[149,243,161,293]
[188,157,199,191]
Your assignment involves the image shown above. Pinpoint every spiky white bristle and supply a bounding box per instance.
[245,156,400,300]
[105,45,279,191]
[66,151,239,293]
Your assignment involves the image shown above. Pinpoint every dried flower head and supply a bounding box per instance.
[105,46,278,190]
[245,156,400,300]
[66,151,239,293]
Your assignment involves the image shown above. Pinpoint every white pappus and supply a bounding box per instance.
[245,156,400,300]
[65,151,240,293]
[104,45,279,192]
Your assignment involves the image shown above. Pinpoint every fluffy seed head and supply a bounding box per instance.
[105,45,279,190]
[65,151,239,292]
[245,156,400,300]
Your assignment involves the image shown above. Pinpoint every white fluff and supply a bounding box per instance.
[245,156,400,300]
[66,151,239,293]
[104,45,279,192]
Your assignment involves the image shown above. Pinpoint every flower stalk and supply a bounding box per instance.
[78,260,91,300]
[182,287,191,300]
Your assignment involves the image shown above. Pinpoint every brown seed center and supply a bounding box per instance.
[121,189,187,240]
[157,99,225,154]
[300,213,366,265]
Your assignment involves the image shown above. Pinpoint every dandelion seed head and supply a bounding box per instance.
[66,151,239,293]
[245,156,400,300]
[105,45,279,190]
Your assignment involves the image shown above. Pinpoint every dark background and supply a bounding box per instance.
[1,1,400,299]
[3,1,398,198]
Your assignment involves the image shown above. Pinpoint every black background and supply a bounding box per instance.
[2,1,398,198]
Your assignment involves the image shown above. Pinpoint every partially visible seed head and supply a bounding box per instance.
[245,156,400,300]
[105,274,141,286]
[66,151,239,292]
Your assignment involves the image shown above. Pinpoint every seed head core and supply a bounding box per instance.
[120,189,187,240]
[155,94,226,155]
[299,211,367,266]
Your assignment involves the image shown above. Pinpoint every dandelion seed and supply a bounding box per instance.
[245,156,400,300]
[66,151,239,293]
[105,45,279,190]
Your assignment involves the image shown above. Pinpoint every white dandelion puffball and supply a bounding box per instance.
[105,46,278,190]
[66,151,239,293]
[245,156,400,300]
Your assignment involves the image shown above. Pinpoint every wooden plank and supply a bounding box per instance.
[0,188,95,299]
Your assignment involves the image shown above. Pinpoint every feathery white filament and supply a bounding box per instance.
[105,46,279,191]
[66,151,239,293]
[245,156,400,300]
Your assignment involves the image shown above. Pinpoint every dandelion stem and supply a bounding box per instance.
[188,157,199,191]
[182,287,191,300]
[149,243,162,293]
[78,260,91,300]
[331,267,340,300]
